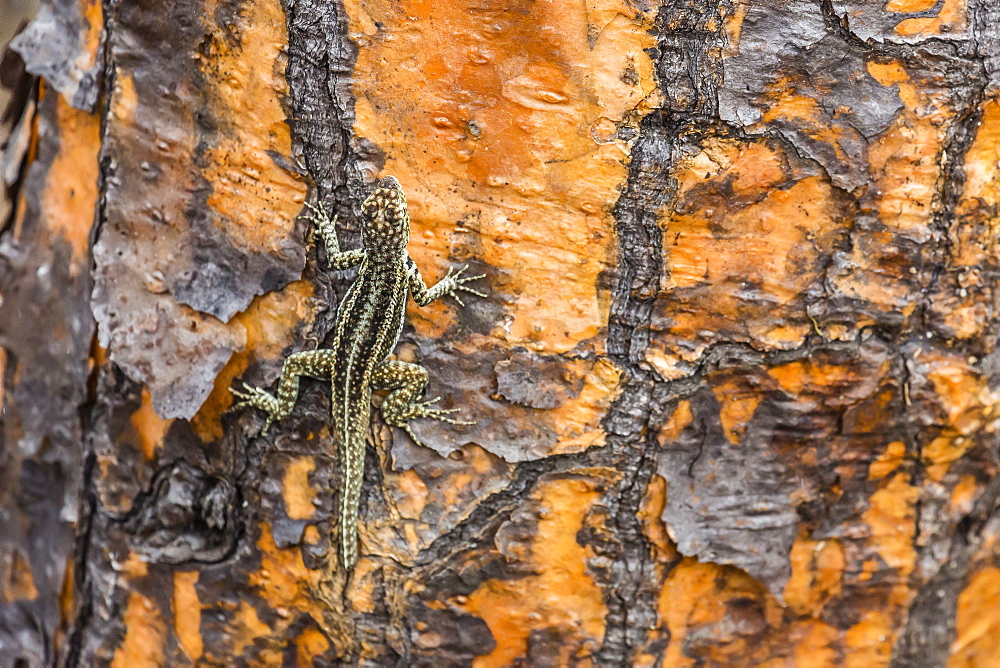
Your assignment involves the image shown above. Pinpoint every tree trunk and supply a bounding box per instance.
[2,0,1000,665]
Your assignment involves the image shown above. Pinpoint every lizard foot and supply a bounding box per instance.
[438,264,487,306]
[230,382,282,434]
[301,200,336,228]
[389,397,474,447]
[302,201,339,252]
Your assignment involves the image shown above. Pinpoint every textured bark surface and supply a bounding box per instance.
[2,0,1000,665]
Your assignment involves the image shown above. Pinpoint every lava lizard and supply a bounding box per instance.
[231,175,485,568]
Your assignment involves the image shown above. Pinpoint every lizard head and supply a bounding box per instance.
[360,175,410,251]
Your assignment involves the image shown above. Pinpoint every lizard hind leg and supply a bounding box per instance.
[230,350,335,433]
[372,360,472,447]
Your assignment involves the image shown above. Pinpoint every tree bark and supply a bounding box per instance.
[2,0,1000,665]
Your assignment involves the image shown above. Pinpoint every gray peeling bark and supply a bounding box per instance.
[1,0,1000,665]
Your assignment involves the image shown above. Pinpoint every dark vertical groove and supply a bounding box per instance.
[62,0,118,661]
[597,1,730,663]
[280,0,368,350]
[891,1,1000,664]
[891,476,1000,668]
[281,0,364,227]
[60,437,97,668]
[914,41,987,331]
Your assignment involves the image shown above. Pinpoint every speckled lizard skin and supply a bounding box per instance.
[232,175,485,568]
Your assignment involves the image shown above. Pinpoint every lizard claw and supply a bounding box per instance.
[457,284,487,299]
[397,412,471,449]
[301,200,329,222]
[412,397,472,426]
[402,423,426,448]
[304,201,337,227]
[387,394,475,446]
[302,201,340,259]
[301,201,334,228]
[229,382,281,434]
[441,264,487,306]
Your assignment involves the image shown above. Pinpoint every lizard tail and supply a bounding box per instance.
[337,392,370,568]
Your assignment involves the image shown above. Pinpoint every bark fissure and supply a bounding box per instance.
[597,0,731,661]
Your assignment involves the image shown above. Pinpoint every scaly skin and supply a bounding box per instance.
[231,176,485,568]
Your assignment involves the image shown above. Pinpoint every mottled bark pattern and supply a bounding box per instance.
[1,0,999,665]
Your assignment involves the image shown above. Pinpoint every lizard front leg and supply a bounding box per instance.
[408,260,486,306]
[302,201,365,270]
[371,360,472,447]
[231,350,335,433]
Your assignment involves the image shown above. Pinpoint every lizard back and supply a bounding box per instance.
[328,177,411,567]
